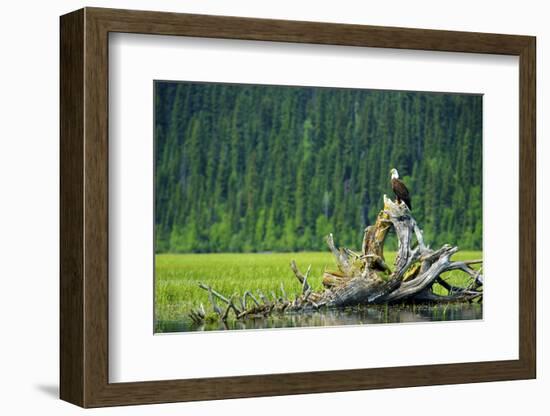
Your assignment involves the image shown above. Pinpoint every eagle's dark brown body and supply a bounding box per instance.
[391,177,412,210]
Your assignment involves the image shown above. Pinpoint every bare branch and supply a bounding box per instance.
[199,282,230,304]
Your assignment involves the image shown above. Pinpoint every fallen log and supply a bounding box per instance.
[191,195,483,323]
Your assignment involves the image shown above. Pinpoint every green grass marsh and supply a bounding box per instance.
[155,251,482,324]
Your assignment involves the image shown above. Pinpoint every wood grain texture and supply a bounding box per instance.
[88,7,532,54]
[59,7,537,408]
[59,8,84,407]
[83,10,110,406]
[518,38,536,376]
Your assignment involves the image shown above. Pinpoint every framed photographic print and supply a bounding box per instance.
[60,7,536,408]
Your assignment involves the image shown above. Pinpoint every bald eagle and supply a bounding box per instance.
[390,168,411,210]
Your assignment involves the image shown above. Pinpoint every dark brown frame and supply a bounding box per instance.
[60,7,536,408]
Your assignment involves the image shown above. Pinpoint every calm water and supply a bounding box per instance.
[155,303,482,333]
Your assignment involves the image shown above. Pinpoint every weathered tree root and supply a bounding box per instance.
[189,195,483,323]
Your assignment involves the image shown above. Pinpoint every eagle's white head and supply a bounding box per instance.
[390,168,399,180]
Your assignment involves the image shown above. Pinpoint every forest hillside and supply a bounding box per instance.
[154,81,482,253]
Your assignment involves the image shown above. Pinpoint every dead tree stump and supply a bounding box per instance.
[191,195,483,323]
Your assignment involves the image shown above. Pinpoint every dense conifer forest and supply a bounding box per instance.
[154,81,482,253]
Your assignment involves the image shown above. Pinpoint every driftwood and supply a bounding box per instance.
[190,195,483,323]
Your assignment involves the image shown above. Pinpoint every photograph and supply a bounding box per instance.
[153,80,483,333]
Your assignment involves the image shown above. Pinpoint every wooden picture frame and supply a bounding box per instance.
[60,7,536,408]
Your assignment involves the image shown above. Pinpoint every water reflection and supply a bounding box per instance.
[156,303,482,333]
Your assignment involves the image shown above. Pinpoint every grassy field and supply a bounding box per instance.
[155,251,482,323]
